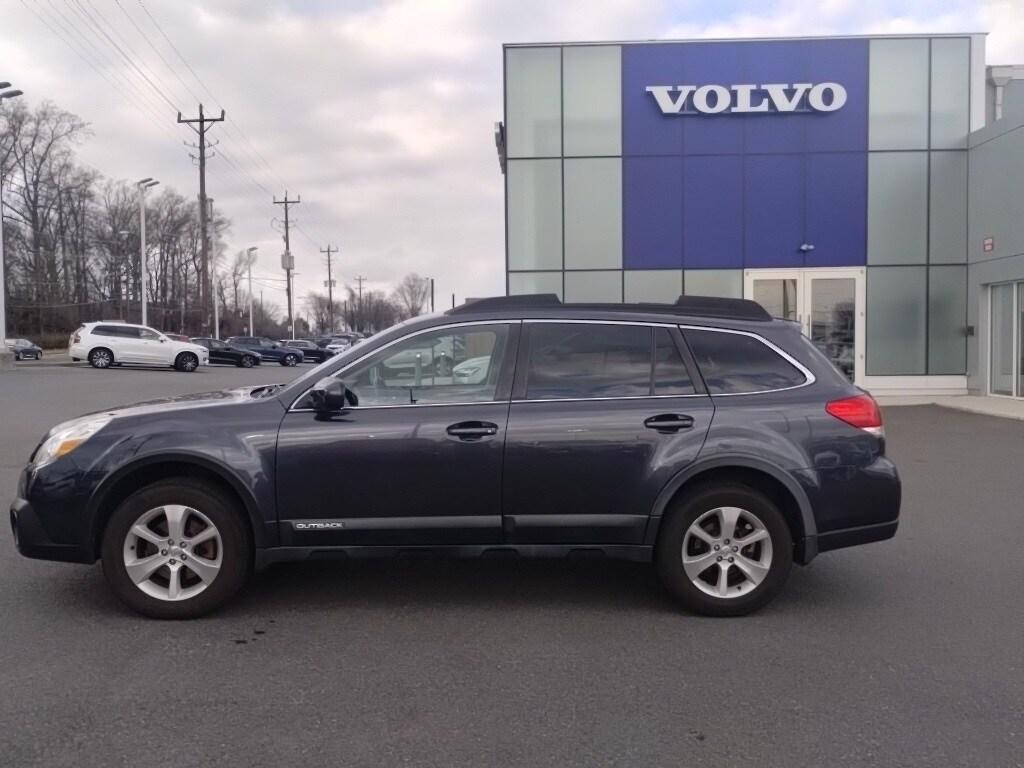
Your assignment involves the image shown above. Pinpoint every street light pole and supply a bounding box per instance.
[246,246,257,335]
[137,178,159,327]
[0,84,24,371]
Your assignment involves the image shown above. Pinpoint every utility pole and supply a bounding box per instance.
[207,197,219,339]
[354,275,366,333]
[430,277,435,313]
[177,104,224,335]
[320,244,338,333]
[137,178,159,327]
[246,247,257,335]
[1,83,24,370]
[273,191,300,339]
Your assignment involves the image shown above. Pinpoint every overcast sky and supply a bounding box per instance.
[4,0,1022,315]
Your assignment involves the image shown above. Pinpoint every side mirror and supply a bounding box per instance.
[310,378,348,412]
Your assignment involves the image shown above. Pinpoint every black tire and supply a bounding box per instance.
[100,478,252,619]
[89,347,114,369]
[238,355,255,368]
[655,483,793,617]
[280,354,298,367]
[175,352,199,372]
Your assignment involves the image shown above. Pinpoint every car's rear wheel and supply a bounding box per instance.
[101,479,251,619]
[238,355,255,368]
[89,347,113,369]
[175,352,199,372]
[656,484,792,617]
[281,353,298,367]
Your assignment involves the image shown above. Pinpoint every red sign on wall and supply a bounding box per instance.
[983,236,995,252]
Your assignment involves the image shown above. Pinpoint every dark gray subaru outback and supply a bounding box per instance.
[10,295,900,619]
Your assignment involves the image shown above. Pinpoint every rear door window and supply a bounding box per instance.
[653,328,696,395]
[525,323,652,400]
[683,328,807,394]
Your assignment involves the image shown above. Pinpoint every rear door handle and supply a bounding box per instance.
[643,414,695,433]
[446,421,499,440]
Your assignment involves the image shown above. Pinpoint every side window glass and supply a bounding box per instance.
[526,324,652,400]
[684,328,807,394]
[654,328,695,395]
[94,325,115,337]
[342,324,510,407]
[139,328,160,340]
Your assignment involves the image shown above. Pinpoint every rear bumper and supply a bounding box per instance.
[816,519,899,553]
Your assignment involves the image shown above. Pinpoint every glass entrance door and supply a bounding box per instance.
[989,282,1023,398]
[745,268,865,384]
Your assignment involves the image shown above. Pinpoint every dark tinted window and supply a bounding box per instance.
[526,323,652,400]
[654,328,695,395]
[93,325,124,337]
[684,328,806,394]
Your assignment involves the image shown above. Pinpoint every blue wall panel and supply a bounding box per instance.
[620,38,869,269]
[623,156,683,269]
[684,155,743,268]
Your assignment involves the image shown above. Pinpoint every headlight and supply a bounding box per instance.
[32,416,112,468]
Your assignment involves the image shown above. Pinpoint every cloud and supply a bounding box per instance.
[3,0,1019,317]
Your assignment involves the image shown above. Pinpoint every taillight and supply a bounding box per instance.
[72,332,80,344]
[826,393,883,436]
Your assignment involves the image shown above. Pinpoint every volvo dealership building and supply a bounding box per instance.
[498,34,1024,397]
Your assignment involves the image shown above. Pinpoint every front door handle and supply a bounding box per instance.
[446,421,499,440]
[643,414,695,433]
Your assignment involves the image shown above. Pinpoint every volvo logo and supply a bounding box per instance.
[645,82,847,115]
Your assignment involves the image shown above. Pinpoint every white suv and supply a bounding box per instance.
[69,322,209,372]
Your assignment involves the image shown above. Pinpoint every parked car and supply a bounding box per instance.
[278,338,332,363]
[164,333,191,344]
[14,294,900,619]
[224,336,304,366]
[68,321,209,372]
[191,337,261,368]
[318,333,361,355]
[5,338,43,360]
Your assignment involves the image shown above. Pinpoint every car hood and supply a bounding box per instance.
[167,340,208,355]
[81,384,282,421]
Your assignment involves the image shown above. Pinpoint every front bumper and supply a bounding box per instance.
[10,496,93,564]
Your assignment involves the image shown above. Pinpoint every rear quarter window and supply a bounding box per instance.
[683,328,807,394]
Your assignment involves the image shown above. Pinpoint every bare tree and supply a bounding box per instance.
[391,272,430,320]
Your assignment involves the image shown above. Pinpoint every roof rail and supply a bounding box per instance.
[447,293,770,321]
[672,295,770,321]
[448,294,561,314]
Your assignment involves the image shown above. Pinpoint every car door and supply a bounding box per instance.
[276,321,519,547]
[111,326,148,363]
[206,339,231,364]
[136,327,167,364]
[501,321,715,545]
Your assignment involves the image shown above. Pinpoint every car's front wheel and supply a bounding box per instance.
[238,355,256,368]
[101,479,252,619]
[175,352,199,372]
[656,483,792,617]
[280,353,298,367]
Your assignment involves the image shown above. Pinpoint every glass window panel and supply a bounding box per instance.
[564,158,622,269]
[929,151,967,263]
[868,153,927,264]
[505,47,561,158]
[684,270,742,299]
[339,325,511,407]
[684,329,806,394]
[928,266,966,374]
[624,270,683,303]
[654,328,695,395]
[564,271,622,302]
[930,38,970,149]
[1019,283,1024,398]
[866,266,926,374]
[507,159,562,271]
[808,277,857,382]
[751,278,798,321]
[990,283,1014,395]
[563,45,621,156]
[869,39,929,150]
[509,271,563,299]
[526,323,651,399]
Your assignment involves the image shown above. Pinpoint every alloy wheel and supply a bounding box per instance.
[91,349,112,368]
[681,506,773,599]
[122,504,223,601]
[180,354,198,372]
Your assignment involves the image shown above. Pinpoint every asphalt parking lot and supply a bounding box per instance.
[1,362,1022,767]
